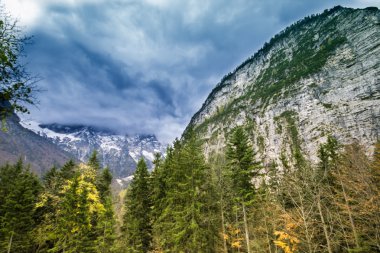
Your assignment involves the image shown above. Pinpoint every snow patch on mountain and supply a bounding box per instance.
[20,120,81,142]
[20,120,166,181]
[142,150,155,161]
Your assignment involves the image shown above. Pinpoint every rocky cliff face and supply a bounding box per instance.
[189,6,380,166]
[20,121,166,180]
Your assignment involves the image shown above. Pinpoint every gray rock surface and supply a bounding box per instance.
[189,7,380,167]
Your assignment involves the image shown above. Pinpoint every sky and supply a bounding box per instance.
[2,0,380,143]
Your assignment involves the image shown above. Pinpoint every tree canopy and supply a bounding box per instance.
[0,8,38,120]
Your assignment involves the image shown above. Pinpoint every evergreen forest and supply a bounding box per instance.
[1,128,380,253]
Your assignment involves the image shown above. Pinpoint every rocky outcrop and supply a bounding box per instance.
[189,6,380,166]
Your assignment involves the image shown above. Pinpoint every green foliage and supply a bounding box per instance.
[0,8,38,120]
[151,130,218,252]
[0,160,41,253]
[88,150,101,171]
[35,157,116,253]
[226,126,259,203]
[97,167,112,200]
[52,165,105,253]
[275,111,305,166]
[318,135,339,179]
[60,159,76,180]
[122,159,152,253]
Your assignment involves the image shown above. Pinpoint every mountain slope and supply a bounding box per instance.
[0,115,75,174]
[20,121,166,179]
[188,6,380,166]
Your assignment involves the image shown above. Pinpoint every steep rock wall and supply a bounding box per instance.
[189,7,380,166]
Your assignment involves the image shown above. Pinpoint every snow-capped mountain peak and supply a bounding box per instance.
[20,120,166,182]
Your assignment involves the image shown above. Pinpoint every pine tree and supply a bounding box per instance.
[86,150,116,252]
[152,141,181,251]
[156,130,218,252]
[34,166,63,252]
[122,159,152,253]
[0,160,41,252]
[225,126,260,253]
[60,159,76,180]
[318,135,339,180]
[316,136,341,253]
[88,150,101,171]
[96,167,115,253]
[150,145,177,251]
[150,152,164,223]
[34,161,79,252]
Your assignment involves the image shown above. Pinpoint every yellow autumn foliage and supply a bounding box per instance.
[274,220,299,253]
[231,240,242,249]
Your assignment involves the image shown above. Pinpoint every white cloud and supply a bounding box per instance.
[351,0,380,8]
[2,0,42,26]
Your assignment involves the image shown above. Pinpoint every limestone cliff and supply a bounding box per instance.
[188,6,380,166]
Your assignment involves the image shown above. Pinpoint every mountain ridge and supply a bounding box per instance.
[0,114,76,175]
[21,120,166,180]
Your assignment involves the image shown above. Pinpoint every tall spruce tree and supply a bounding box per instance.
[156,130,218,252]
[226,126,260,253]
[0,161,41,253]
[151,144,179,251]
[96,167,115,253]
[316,136,341,253]
[60,159,76,180]
[150,152,164,224]
[87,150,116,251]
[122,158,152,253]
[88,150,101,171]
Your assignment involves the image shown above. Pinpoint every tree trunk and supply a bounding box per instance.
[242,203,251,253]
[264,215,272,253]
[297,191,313,253]
[220,203,228,253]
[338,172,360,248]
[235,208,240,253]
[7,231,13,253]
[317,194,333,253]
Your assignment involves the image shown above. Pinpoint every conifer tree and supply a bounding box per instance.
[96,167,115,253]
[225,126,260,253]
[89,150,101,171]
[151,145,178,251]
[122,159,152,253]
[157,130,218,252]
[150,152,164,223]
[316,136,341,253]
[60,159,77,180]
[0,161,41,252]
[34,166,63,252]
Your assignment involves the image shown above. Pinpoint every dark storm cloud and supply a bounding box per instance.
[7,0,379,143]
